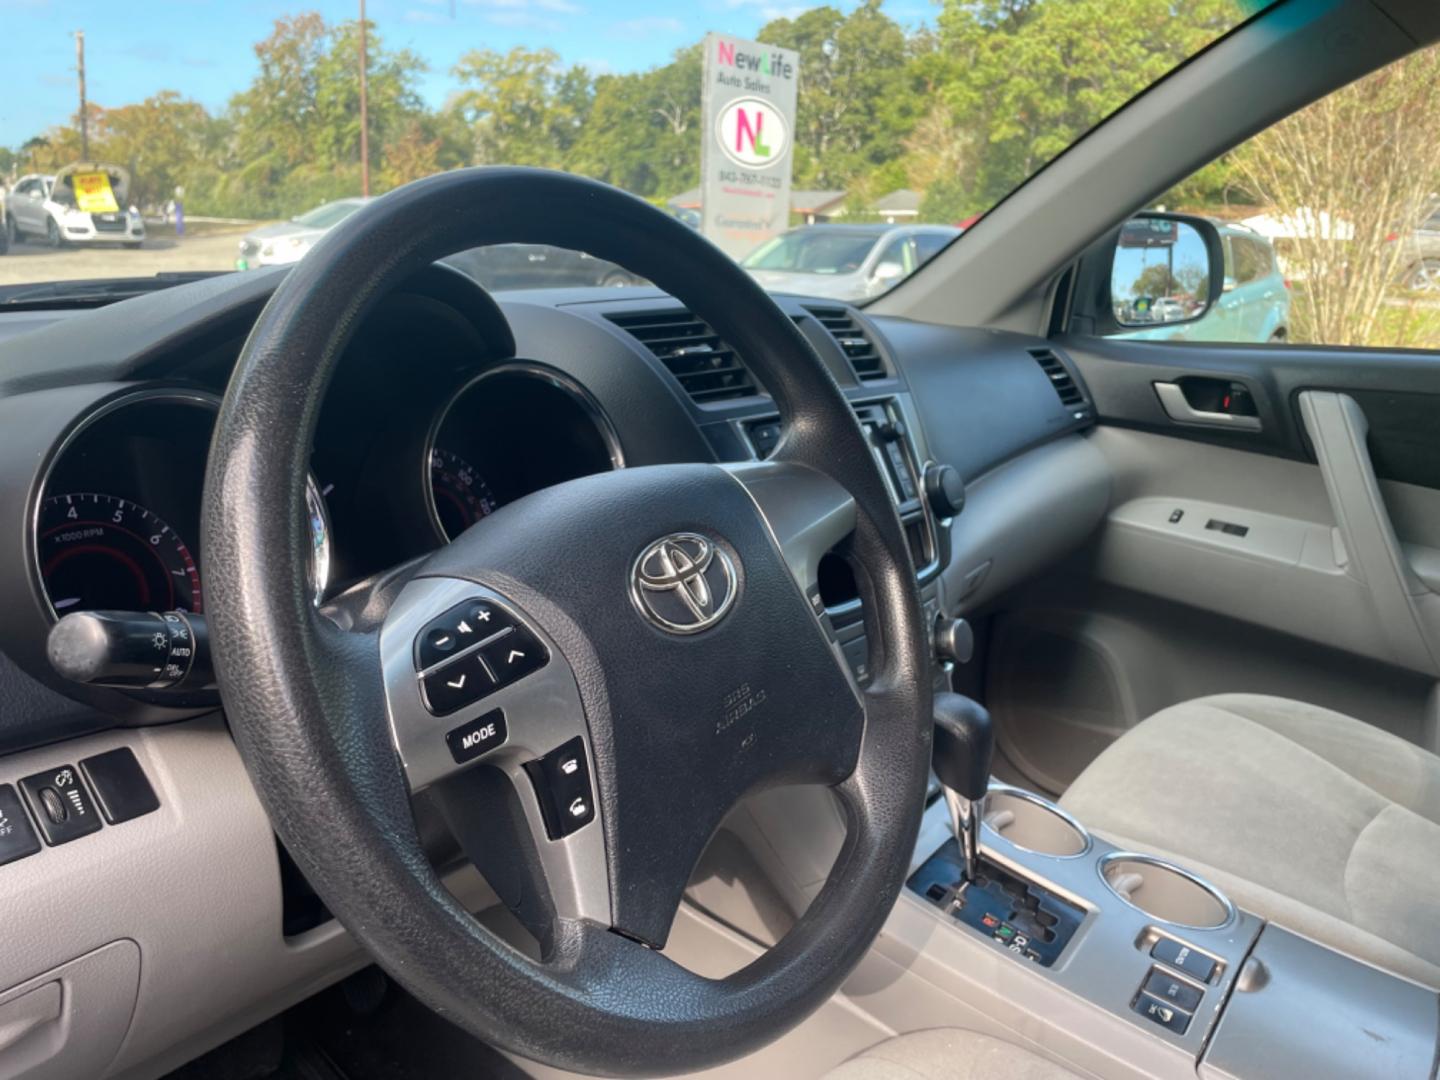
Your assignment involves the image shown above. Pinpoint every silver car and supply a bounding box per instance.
[742,223,960,301]
[235,198,372,269]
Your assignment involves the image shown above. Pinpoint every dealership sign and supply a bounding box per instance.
[700,33,800,259]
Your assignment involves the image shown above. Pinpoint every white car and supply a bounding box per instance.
[742,224,960,301]
[3,164,145,249]
[236,198,372,268]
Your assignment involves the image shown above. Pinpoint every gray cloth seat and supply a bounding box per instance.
[1061,693,1440,989]
[826,1029,1083,1079]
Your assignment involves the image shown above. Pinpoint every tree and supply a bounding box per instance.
[94,92,216,209]
[758,1,918,188]
[450,47,593,168]
[569,46,702,197]
[1235,44,1440,347]
[932,0,1240,216]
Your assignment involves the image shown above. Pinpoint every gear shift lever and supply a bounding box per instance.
[932,692,994,884]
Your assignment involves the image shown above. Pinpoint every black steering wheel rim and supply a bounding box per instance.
[202,167,932,1076]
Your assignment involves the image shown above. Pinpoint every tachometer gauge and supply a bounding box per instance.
[429,448,498,540]
[38,493,201,614]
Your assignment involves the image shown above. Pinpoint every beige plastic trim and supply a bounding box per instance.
[1298,391,1440,676]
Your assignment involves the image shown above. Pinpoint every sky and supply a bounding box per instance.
[0,0,929,147]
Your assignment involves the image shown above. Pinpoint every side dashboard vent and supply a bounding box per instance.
[607,309,759,403]
[1028,347,1085,407]
[804,305,887,381]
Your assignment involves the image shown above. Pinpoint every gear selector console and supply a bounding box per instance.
[910,842,1085,967]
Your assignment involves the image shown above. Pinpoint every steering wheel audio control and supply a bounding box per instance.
[413,598,550,717]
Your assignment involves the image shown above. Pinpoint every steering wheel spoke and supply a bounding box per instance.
[380,576,612,939]
[722,459,856,605]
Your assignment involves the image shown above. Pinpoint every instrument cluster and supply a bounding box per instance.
[33,363,622,621]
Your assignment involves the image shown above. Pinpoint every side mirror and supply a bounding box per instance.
[1109,212,1224,329]
[872,261,905,284]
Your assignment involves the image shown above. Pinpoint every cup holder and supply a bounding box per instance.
[982,784,1091,858]
[1099,853,1235,929]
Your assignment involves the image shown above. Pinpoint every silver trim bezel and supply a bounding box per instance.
[982,780,1094,860]
[30,386,333,620]
[1097,850,1238,931]
[424,361,626,543]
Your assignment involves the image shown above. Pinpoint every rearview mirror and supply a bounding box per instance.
[1109,213,1224,328]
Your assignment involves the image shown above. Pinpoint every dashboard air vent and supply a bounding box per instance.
[607,309,759,403]
[1029,348,1085,407]
[804,305,886,381]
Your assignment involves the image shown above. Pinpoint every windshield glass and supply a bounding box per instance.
[743,232,878,274]
[0,2,1261,300]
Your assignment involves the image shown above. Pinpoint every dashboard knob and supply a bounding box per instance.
[933,615,975,666]
[47,609,213,691]
[923,462,966,519]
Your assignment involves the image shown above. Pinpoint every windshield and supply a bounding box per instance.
[743,232,878,275]
[292,202,361,229]
[0,2,1260,301]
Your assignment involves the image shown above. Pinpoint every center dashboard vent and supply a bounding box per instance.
[1028,347,1085,408]
[803,305,887,382]
[606,309,759,403]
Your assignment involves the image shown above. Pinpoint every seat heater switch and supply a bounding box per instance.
[1142,966,1203,1012]
[18,765,102,846]
[0,784,41,866]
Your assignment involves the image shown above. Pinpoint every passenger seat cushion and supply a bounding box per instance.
[1061,694,1440,984]
[825,1029,1083,1080]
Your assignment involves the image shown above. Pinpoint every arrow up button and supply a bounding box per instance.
[481,625,549,689]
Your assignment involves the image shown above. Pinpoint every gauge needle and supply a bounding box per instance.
[53,597,82,610]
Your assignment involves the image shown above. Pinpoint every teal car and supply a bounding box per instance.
[1117,221,1291,343]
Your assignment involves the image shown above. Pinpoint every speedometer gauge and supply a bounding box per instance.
[429,447,498,540]
[39,493,201,614]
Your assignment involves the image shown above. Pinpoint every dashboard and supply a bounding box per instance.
[0,261,1097,743]
[0,256,1107,1080]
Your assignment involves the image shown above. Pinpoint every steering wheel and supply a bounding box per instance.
[202,168,932,1076]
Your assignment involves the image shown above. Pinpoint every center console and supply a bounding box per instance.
[902,763,1440,1078]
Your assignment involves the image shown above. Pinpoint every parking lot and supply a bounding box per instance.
[0,224,249,286]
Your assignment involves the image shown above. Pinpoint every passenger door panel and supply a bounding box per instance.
[985,337,1440,793]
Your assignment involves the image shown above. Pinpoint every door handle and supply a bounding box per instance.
[1153,382,1262,431]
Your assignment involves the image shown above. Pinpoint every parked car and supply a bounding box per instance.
[1395,199,1440,291]
[442,244,644,290]
[235,198,373,268]
[1117,221,1290,343]
[740,223,960,301]
[3,164,145,249]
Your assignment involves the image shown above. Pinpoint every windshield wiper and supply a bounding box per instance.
[0,271,229,308]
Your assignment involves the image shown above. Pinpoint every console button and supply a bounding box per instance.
[1151,937,1218,983]
[79,748,160,825]
[445,709,508,765]
[481,626,548,689]
[1134,991,1191,1034]
[0,785,41,866]
[421,653,494,716]
[1142,967,1203,1013]
[414,599,513,671]
[18,765,103,846]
